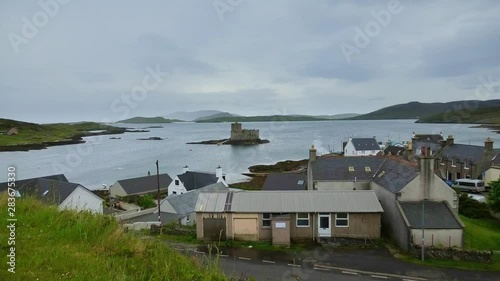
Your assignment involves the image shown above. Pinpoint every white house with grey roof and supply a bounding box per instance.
[168,166,227,196]
[308,146,464,250]
[344,137,382,156]
[0,175,103,214]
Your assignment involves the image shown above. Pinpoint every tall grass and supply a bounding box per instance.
[0,194,228,281]
[460,215,500,251]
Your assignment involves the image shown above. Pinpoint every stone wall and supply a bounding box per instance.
[411,246,493,262]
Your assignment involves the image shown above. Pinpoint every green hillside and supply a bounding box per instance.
[349,100,500,120]
[417,106,500,124]
[196,115,329,123]
[0,195,227,280]
[117,116,182,123]
[0,118,125,148]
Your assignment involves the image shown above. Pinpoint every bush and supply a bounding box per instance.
[487,179,500,213]
[459,192,491,219]
[136,194,156,209]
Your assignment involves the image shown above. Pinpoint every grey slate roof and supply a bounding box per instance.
[117,173,172,195]
[413,140,441,155]
[311,157,386,181]
[493,153,500,166]
[372,159,419,193]
[165,182,228,216]
[413,134,444,144]
[177,171,219,191]
[384,145,406,156]
[439,144,486,163]
[10,178,82,205]
[261,173,307,191]
[0,174,68,193]
[399,201,463,229]
[196,190,384,213]
[351,138,381,151]
[124,212,183,224]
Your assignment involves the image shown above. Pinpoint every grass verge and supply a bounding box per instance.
[0,195,229,281]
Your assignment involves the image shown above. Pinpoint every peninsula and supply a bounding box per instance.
[187,122,270,145]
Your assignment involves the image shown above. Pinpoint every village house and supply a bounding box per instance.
[168,166,227,196]
[109,173,172,198]
[307,146,464,250]
[0,174,103,214]
[343,137,382,156]
[435,136,497,181]
[195,190,383,243]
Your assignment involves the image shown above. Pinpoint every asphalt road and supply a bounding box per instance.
[220,257,374,281]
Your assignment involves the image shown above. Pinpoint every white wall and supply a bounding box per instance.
[109,182,127,198]
[59,186,103,214]
[168,176,187,196]
[399,175,458,212]
[410,229,463,248]
[344,142,357,156]
[485,167,500,185]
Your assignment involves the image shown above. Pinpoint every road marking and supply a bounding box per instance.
[218,254,229,258]
[342,271,358,275]
[238,257,251,261]
[371,275,388,279]
[314,267,330,271]
[403,279,419,281]
[262,260,276,264]
[314,264,427,281]
[194,250,205,254]
[287,264,301,268]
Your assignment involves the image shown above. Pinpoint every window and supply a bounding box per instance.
[348,166,355,172]
[172,191,177,195]
[297,180,304,185]
[222,176,226,181]
[262,213,271,227]
[175,180,179,186]
[365,166,371,172]
[335,213,349,227]
[296,213,310,227]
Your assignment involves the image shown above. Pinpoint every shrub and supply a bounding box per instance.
[487,179,500,213]
[136,194,156,209]
[459,192,491,219]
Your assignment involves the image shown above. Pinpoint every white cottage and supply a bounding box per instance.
[168,166,228,196]
[344,137,382,156]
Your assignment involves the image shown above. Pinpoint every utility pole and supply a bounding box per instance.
[156,160,161,225]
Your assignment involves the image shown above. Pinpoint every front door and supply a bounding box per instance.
[318,213,331,237]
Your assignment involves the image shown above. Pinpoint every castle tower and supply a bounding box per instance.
[231,122,243,140]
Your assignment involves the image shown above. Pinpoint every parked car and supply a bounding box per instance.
[467,193,486,203]
[452,179,486,193]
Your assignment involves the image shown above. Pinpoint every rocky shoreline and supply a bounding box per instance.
[470,124,500,134]
[186,138,270,145]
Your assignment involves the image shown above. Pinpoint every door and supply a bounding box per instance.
[233,218,258,241]
[203,218,226,242]
[318,213,331,237]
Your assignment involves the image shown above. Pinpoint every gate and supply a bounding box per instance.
[203,218,227,241]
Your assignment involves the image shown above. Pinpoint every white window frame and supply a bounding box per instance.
[296,213,310,227]
[335,213,349,227]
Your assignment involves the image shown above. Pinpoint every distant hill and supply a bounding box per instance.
[194,112,237,121]
[196,115,329,123]
[416,106,500,124]
[164,110,236,121]
[314,113,360,120]
[349,100,500,120]
[117,117,182,123]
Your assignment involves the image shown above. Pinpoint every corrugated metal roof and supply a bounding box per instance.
[196,190,383,213]
[195,192,229,212]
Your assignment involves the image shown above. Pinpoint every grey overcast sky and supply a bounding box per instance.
[1,0,499,123]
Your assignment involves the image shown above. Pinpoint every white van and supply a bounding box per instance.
[452,179,486,193]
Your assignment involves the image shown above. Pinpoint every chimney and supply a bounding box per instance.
[485,137,494,151]
[446,135,454,146]
[183,165,189,173]
[309,145,317,162]
[419,148,434,200]
[439,140,447,148]
[216,165,223,178]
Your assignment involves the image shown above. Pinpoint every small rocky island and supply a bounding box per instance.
[187,122,270,145]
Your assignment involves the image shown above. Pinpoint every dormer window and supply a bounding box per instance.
[348,166,355,172]
[365,166,371,172]
[464,162,469,170]
[451,159,456,167]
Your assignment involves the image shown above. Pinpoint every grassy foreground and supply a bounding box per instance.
[460,215,500,251]
[0,195,228,281]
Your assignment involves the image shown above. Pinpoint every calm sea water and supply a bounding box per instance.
[1,120,498,189]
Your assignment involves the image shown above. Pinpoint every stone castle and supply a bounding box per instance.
[230,122,259,141]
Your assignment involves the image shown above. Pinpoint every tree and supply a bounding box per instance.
[487,179,500,213]
[136,194,156,209]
